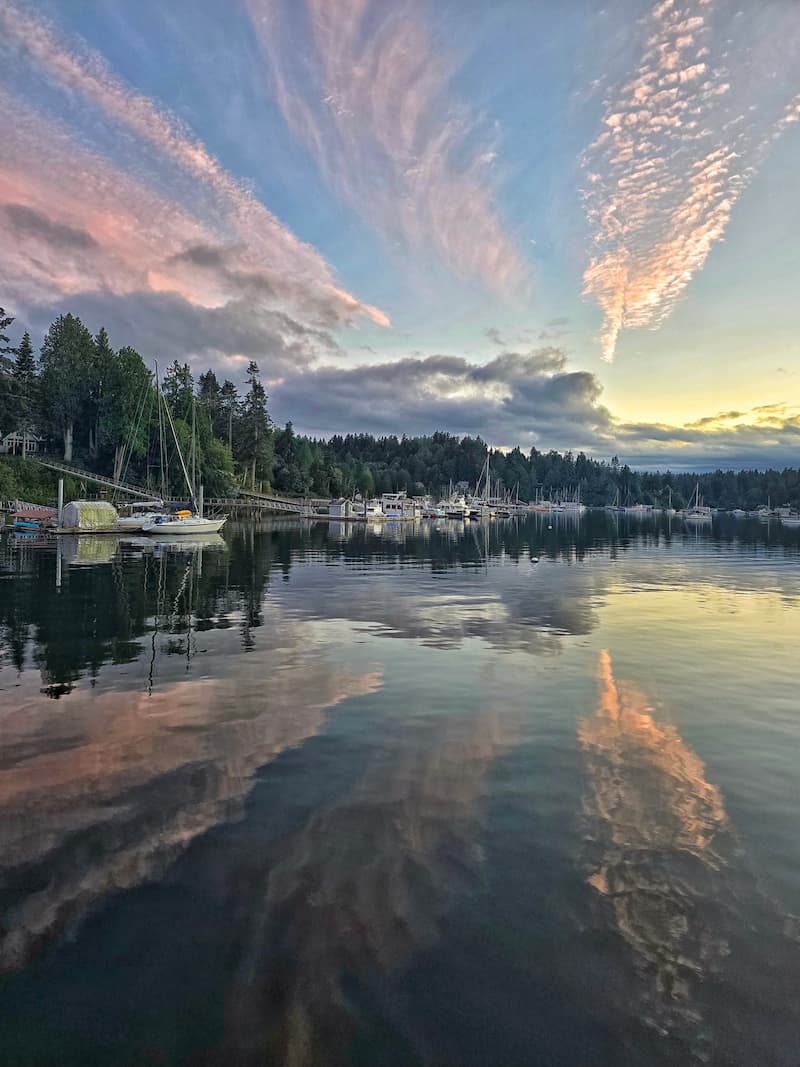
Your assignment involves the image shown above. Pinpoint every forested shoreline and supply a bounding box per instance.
[1,307,798,509]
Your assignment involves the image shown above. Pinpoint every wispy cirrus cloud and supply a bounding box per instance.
[248,0,529,297]
[0,0,388,329]
[582,0,800,361]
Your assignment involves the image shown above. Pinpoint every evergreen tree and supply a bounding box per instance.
[0,309,14,426]
[238,361,273,489]
[218,380,239,452]
[12,331,37,434]
[99,346,153,482]
[198,369,220,424]
[88,326,114,458]
[161,361,194,417]
[0,306,13,367]
[39,314,94,462]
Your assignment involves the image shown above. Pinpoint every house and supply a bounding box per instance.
[0,429,42,456]
[329,498,358,520]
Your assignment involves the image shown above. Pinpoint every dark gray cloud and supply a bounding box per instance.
[3,203,97,250]
[269,348,800,469]
[166,242,369,330]
[24,289,340,379]
[270,346,613,451]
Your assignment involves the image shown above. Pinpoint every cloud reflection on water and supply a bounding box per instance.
[224,709,519,1066]
[0,612,381,972]
[579,650,800,1061]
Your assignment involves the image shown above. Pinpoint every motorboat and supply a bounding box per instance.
[444,495,470,520]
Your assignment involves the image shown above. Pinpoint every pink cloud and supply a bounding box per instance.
[247,0,529,298]
[581,0,800,361]
[0,0,389,330]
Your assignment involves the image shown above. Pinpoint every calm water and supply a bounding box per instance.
[1,514,799,1066]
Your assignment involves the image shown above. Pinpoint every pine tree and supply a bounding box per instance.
[0,306,14,372]
[198,370,220,412]
[239,361,273,489]
[218,380,239,452]
[12,331,37,433]
[88,327,114,458]
[39,314,94,462]
[162,361,194,417]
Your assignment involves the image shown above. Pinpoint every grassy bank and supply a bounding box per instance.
[0,457,83,507]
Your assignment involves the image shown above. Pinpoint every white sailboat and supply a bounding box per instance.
[468,455,495,520]
[143,374,227,536]
[143,511,227,535]
[683,483,712,523]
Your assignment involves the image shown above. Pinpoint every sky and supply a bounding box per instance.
[1,0,799,470]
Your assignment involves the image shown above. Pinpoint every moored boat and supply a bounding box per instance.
[115,501,165,531]
[142,510,227,535]
[142,370,227,536]
[684,482,712,523]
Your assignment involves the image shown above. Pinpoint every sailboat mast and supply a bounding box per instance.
[155,361,167,503]
[159,369,198,511]
[191,400,197,501]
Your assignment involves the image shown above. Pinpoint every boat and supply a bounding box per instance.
[467,456,496,519]
[443,493,470,520]
[731,508,746,518]
[142,510,227,535]
[9,504,57,530]
[115,500,165,531]
[421,502,445,519]
[380,492,417,521]
[551,487,586,516]
[683,483,712,523]
[143,373,227,536]
[365,499,386,521]
[605,490,625,514]
[780,511,800,528]
[664,488,677,517]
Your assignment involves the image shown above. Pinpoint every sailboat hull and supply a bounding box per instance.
[142,516,227,535]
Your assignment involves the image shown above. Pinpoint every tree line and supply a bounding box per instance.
[1,305,798,509]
